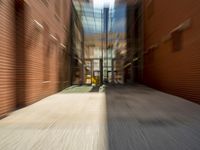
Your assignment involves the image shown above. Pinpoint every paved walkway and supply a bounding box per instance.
[0,85,200,150]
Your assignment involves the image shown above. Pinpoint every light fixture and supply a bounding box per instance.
[33,20,44,31]
[50,34,58,41]
[60,43,66,49]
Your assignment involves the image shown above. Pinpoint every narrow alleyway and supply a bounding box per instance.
[0,85,200,150]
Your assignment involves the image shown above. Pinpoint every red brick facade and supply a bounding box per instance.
[143,0,200,103]
[0,0,72,116]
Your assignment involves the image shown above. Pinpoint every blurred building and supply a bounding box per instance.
[143,0,200,103]
[0,0,200,117]
[0,0,72,115]
[70,2,84,85]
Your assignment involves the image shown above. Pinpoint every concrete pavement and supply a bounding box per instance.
[0,85,200,150]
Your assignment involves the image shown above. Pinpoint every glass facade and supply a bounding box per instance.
[73,1,127,85]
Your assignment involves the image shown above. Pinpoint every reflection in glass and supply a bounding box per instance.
[73,1,127,84]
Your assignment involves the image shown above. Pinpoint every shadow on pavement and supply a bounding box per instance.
[105,85,200,150]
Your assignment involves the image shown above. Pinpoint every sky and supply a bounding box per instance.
[93,0,115,8]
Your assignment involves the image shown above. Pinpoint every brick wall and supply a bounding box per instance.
[0,0,72,116]
[143,0,200,103]
[0,0,16,116]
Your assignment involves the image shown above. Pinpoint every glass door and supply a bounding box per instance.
[92,59,102,85]
[84,60,92,85]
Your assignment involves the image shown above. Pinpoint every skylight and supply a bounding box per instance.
[93,0,115,9]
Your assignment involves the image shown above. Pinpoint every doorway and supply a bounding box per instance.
[83,59,102,85]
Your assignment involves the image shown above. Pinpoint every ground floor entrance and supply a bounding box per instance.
[83,58,125,85]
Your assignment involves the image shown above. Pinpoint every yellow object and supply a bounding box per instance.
[92,77,96,85]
